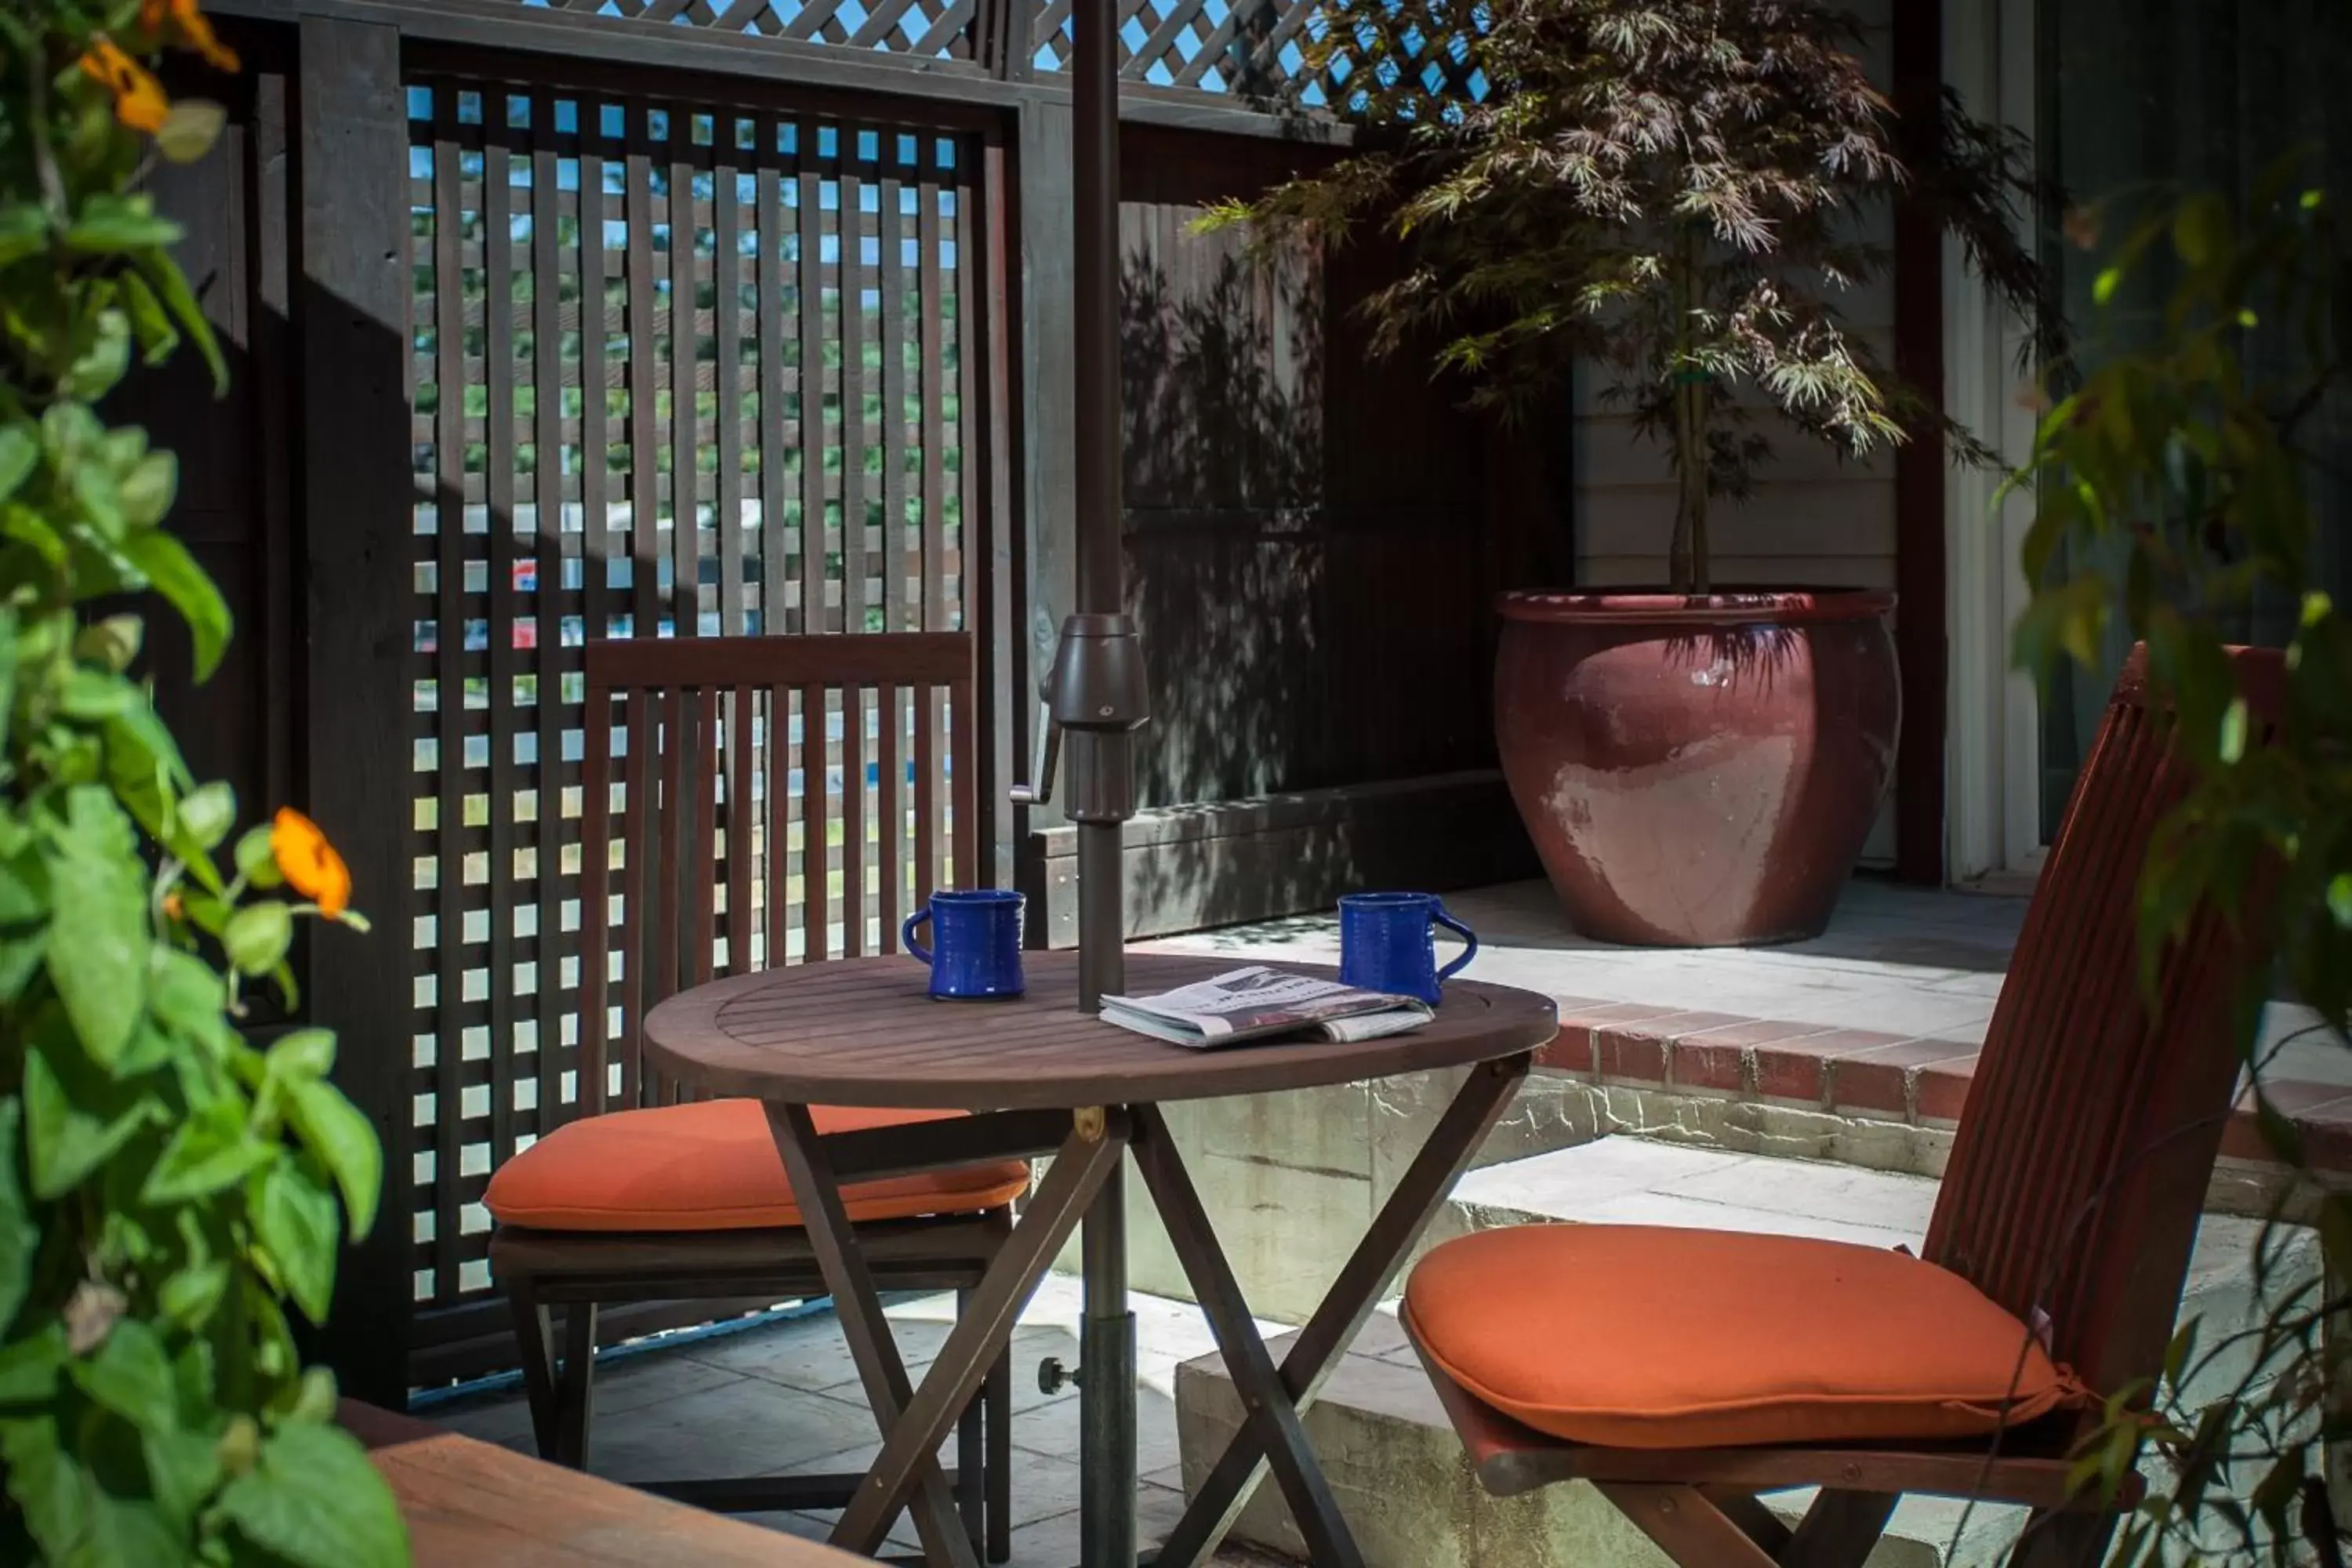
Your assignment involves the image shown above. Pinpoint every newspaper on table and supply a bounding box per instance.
[1100,965,1432,1049]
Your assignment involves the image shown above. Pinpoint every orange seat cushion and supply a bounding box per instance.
[1403,1225,2079,1449]
[483,1099,1031,1232]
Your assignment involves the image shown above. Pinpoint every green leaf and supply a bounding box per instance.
[0,1324,67,1404]
[57,666,136,720]
[142,1101,277,1206]
[0,205,49,267]
[269,1029,336,1083]
[65,193,183,255]
[0,1411,180,1568]
[0,1103,34,1336]
[0,934,44,1004]
[2,1414,84,1566]
[157,1261,228,1331]
[155,99,227,165]
[23,1033,161,1199]
[234,825,282,889]
[74,614,143,673]
[132,251,227,396]
[0,843,51,925]
[118,451,176,530]
[2172,191,2229,269]
[1,504,67,568]
[148,949,226,1039]
[2217,697,2249,765]
[42,789,151,1070]
[0,423,39,507]
[176,781,234,851]
[141,1421,221,1532]
[117,270,180,367]
[59,309,132,402]
[288,1079,380,1240]
[214,1420,408,1568]
[119,530,228,681]
[222,902,292,978]
[67,1319,175,1435]
[252,1159,339,1324]
[103,701,223,899]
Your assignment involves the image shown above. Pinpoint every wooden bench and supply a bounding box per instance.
[343,1401,866,1566]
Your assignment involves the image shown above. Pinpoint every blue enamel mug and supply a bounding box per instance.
[1338,891,1478,1006]
[902,889,1026,1000]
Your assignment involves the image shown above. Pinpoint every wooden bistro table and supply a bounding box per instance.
[644,949,1557,1568]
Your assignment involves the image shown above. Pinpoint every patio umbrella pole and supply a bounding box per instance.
[1073,0,1143,1563]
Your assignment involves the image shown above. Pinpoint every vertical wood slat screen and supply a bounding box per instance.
[405,77,982,1319]
[579,634,979,1115]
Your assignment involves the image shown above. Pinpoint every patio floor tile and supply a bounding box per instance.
[416,1272,1291,1566]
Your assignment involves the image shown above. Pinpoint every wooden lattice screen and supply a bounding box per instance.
[495,0,1490,108]
[405,73,985,1338]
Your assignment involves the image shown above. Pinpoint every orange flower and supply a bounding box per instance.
[271,808,351,920]
[80,40,169,134]
[140,0,240,72]
[161,892,183,921]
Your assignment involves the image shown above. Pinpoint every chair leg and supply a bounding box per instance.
[2008,1506,2121,1568]
[509,1281,562,1461]
[1780,1489,1897,1568]
[985,1340,1012,1564]
[955,1289,985,1554]
[551,1301,598,1471]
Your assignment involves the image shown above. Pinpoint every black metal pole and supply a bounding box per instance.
[1073,11,1139,1568]
[1079,1155,1137,1568]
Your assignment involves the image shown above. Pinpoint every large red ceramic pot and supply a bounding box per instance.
[1494,590,1900,946]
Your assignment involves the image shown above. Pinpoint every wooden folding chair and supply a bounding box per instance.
[485,633,1014,1561]
[1403,644,2285,1568]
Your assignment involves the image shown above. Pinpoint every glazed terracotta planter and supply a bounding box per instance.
[1493,590,1900,947]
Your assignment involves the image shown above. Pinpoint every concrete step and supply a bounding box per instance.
[1174,1136,2313,1568]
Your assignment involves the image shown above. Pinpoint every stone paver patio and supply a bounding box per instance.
[423,1272,1290,1566]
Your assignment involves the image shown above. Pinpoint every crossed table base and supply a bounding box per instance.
[644,952,1558,1568]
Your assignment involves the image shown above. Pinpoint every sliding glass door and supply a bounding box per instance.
[2033,0,2352,833]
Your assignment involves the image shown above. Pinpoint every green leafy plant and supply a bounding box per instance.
[1206,0,2053,591]
[2010,169,2352,1567]
[0,4,407,1563]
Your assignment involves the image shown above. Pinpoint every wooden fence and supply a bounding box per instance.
[155,0,1550,1403]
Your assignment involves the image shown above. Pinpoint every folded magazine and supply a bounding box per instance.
[1100,965,1431,1047]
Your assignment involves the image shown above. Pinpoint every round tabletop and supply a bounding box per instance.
[643,950,1559,1110]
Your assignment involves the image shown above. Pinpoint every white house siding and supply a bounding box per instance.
[1569,0,1901,866]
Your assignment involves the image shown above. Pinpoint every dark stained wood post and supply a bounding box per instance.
[297,13,419,1409]
[1892,0,1948,886]
[1013,100,1076,920]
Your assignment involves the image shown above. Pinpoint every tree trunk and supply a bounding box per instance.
[1665,228,1711,595]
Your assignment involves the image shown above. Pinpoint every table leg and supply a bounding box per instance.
[776,1104,1131,1562]
[1140,1054,1533,1568]
[767,1102,983,1568]
[1080,1156,1138,1568]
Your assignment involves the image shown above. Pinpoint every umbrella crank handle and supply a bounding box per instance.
[1009,697,1060,807]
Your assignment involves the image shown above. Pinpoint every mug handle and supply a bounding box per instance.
[902,909,934,964]
[1432,903,1479,983]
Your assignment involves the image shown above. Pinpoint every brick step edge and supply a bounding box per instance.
[1534,997,2349,1173]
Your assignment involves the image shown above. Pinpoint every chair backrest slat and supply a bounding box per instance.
[575,633,980,1117]
[727,682,754,982]
[843,681,866,960]
[800,681,825,972]
[1925,644,2283,1399]
[916,684,939,909]
[879,682,903,950]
